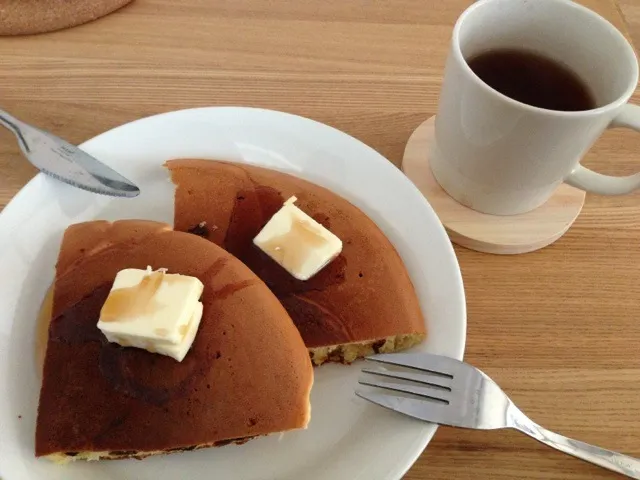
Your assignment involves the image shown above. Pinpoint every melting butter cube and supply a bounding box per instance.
[97,268,204,362]
[253,196,342,281]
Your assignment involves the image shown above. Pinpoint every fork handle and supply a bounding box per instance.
[512,413,640,478]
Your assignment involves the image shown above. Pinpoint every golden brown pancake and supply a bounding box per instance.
[166,159,426,365]
[36,220,313,463]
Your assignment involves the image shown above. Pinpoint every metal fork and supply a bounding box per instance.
[357,353,640,478]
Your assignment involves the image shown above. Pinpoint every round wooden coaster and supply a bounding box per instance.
[0,0,134,36]
[402,116,586,254]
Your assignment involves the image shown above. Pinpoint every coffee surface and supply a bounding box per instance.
[468,49,596,111]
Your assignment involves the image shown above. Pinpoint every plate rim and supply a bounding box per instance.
[0,106,467,480]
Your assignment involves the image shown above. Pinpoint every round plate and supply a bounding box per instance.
[0,107,466,480]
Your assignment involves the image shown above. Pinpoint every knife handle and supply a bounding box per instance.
[0,108,30,152]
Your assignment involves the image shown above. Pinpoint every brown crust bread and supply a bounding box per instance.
[0,0,133,36]
[166,159,427,364]
[36,220,313,461]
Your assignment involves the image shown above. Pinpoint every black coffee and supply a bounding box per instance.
[467,49,596,111]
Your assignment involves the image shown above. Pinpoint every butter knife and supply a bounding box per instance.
[0,108,140,198]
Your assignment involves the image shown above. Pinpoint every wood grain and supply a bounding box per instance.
[1,0,639,478]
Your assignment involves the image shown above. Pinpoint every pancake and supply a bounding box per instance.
[166,159,426,365]
[36,220,313,463]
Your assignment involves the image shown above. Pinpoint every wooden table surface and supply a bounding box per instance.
[1,0,640,478]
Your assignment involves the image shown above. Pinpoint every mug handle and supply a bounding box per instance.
[566,103,640,195]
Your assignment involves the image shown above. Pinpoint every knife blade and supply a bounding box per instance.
[0,109,140,198]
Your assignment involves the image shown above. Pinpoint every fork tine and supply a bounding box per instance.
[366,352,462,377]
[358,379,450,403]
[355,390,448,423]
[361,367,452,390]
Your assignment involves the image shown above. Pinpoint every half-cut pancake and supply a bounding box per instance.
[166,159,426,365]
[36,220,313,463]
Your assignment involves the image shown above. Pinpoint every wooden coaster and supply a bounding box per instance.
[0,0,134,36]
[402,117,586,254]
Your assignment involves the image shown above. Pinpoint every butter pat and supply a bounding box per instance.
[97,268,204,362]
[253,196,342,281]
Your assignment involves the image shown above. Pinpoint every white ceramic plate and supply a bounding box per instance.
[0,107,466,480]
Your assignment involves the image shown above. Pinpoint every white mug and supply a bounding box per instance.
[431,0,640,215]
